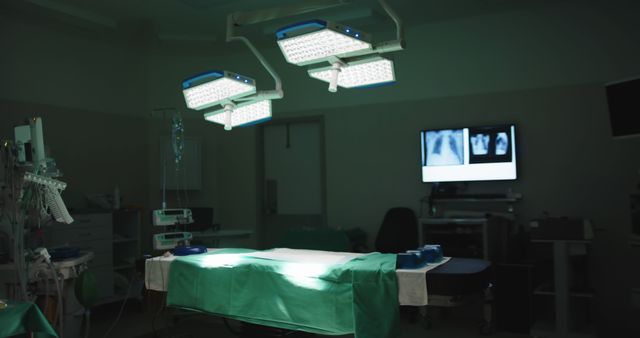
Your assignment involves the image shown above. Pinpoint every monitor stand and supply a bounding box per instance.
[431,182,458,196]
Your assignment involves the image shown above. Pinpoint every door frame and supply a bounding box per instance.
[255,115,327,249]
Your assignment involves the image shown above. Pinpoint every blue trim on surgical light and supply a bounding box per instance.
[182,70,223,89]
[353,80,396,90]
[276,20,327,40]
[238,117,272,128]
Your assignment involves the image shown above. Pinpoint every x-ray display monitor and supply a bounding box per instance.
[420,124,516,182]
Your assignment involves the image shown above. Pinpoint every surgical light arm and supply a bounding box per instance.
[225,0,405,96]
[198,14,285,131]
[377,0,404,50]
[29,117,46,171]
[231,0,351,26]
[226,14,284,102]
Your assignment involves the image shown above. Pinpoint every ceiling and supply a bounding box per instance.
[2,0,572,44]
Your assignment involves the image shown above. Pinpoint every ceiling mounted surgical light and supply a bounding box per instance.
[204,100,272,130]
[308,55,395,91]
[276,20,372,66]
[182,71,256,111]
[181,14,283,131]
[275,0,404,93]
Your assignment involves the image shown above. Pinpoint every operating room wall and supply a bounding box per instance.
[0,16,151,217]
[0,101,150,215]
[0,13,149,117]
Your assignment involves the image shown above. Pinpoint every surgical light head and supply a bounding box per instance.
[182,70,256,111]
[276,20,372,66]
[204,100,272,131]
[308,55,395,92]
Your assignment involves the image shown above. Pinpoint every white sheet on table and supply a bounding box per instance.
[396,257,451,306]
[144,248,363,291]
[246,248,365,265]
[145,255,176,292]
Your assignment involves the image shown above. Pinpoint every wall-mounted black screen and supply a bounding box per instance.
[606,77,640,138]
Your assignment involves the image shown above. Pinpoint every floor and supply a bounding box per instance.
[85,299,531,338]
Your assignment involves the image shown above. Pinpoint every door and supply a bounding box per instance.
[258,118,326,248]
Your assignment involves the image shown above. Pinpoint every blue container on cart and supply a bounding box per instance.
[396,252,420,269]
[420,244,443,263]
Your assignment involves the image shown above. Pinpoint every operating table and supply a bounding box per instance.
[145,248,491,337]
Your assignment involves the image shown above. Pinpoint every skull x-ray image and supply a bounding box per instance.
[425,129,464,166]
[470,133,490,155]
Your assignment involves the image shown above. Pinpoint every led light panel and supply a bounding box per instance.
[308,56,395,89]
[182,70,256,110]
[276,20,372,66]
[204,100,272,128]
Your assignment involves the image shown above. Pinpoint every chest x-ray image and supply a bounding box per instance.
[495,132,509,155]
[470,133,490,155]
[468,126,512,164]
[425,129,464,166]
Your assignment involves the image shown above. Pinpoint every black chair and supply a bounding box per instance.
[374,207,421,322]
[375,207,419,254]
[374,207,494,333]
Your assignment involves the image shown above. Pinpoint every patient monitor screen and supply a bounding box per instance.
[420,124,517,183]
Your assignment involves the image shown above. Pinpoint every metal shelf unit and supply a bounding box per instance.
[530,240,595,338]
